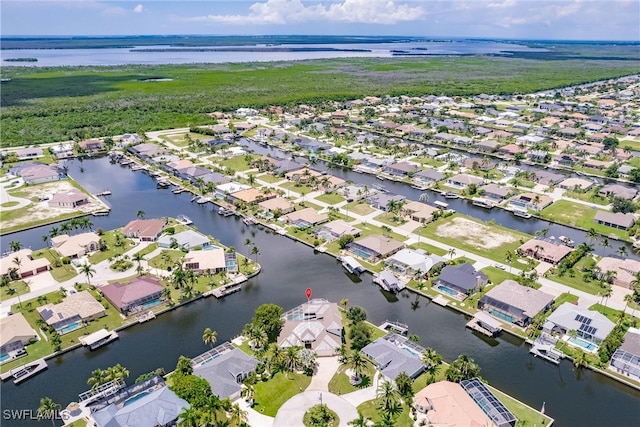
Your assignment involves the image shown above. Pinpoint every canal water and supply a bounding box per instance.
[1,157,639,426]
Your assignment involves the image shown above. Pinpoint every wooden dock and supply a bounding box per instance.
[432,295,449,306]
[465,312,502,337]
[209,285,242,298]
[529,342,564,365]
[379,320,409,336]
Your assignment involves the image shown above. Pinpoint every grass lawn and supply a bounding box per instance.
[619,138,640,152]
[489,385,553,427]
[218,155,258,172]
[31,248,78,282]
[135,243,158,258]
[88,231,136,264]
[588,303,623,323]
[480,266,519,286]
[407,242,447,257]
[257,173,284,184]
[540,200,629,240]
[373,212,408,227]
[546,266,601,295]
[554,292,579,306]
[148,249,186,269]
[328,363,376,395]
[413,157,445,168]
[344,201,375,216]
[356,399,413,427]
[420,214,530,264]
[315,193,345,205]
[252,372,312,417]
[280,181,315,195]
[0,208,83,235]
[563,188,609,206]
[355,222,408,243]
[0,280,30,302]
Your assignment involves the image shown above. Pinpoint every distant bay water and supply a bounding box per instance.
[0,40,547,67]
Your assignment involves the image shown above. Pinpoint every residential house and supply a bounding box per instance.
[285,167,323,184]
[385,161,419,177]
[15,147,44,160]
[414,169,444,185]
[228,187,272,205]
[347,235,404,264]
[312,220,360,242]
[122,218,167,241]
[157,230,211,250]
[0,313,37,356]
[193,342,259,399]
[508,192,553,211]
[518,239,572,265]
[533,170,565,186]
[129,143,169,160]
[37,291,106,334]
[273,159,304,175]
[278,299,343,357]
[413,381,495,427]
[47,189,89,208]
[555,154,580,167]
[91,378,189,427]
[478,280,555,327]
[362,333,427,381]
[559,177,594,191]
[386,248,444,276]
[10,163,60,184]
[50,143,74,159]
[51,232,100,259]
[543,302,615,346]
[446,174,484,189]
[475,139,500,153]
[258,197,295,215]
[598,184,637,200]
[436,263,488,298]
[497,144,525,156]
[460,378,518,427]
[216,182,251,198]
[100,276,165,315]
[595,257,640,289]
[402,201,438,224]
[0,249,50,279]
[594,211,636,231]
[480,183,512,201]
[281,208,328,229]
[78,138,104,152]
[117,133,141,147]
[183,248,226,274]
[366,193,406,211]
[610,327,640,381]
[516,135,546,145]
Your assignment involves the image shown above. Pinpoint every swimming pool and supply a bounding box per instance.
[57,322,81,334]
[568,336,597,352]
[0,353,10,363]
[123,389,153,407]
[202,245,220,251]
[141,299,161,309]
[437,285,458,296]
[488,309,514,324]
[402,346,421,358]
[350,249,372,259]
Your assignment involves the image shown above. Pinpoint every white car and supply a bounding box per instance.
[493,263,506,270]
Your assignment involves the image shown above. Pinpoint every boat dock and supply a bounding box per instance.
[379,320,409,336]
[5,358,48,384]
[208,284,242,298]
[466,311,502,337]
[79,329,119,351]
[432,295,449,306]
[136,311,156,323]
[529,342,564,365]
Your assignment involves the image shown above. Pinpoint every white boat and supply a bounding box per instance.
[444,191,459,199]
[196,197,209,204]
[243,217,256,226]
[512,209,532,218]
[177,214,193,225]
[558,236,575,248]
[341,255,365,276]
[472,198,495,209]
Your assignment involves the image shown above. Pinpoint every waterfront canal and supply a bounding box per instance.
[1,157,639,427]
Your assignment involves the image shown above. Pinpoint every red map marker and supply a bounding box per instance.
[305,287,312,299]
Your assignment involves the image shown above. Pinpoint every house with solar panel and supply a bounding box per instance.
[543,303,615,351]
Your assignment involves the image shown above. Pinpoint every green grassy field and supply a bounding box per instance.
[539,200,629,240]
[2,57,639,146]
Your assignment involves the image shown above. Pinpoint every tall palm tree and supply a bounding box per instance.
[87,368,107,391]
[177,406,200,427]
[202,327,218,349]
[505,250,514,274]
[136,210,145,219]
[577,242,595,270]
[37,397,60,427]
[250,245,260,263]
[447,247,456,261]
[421,347,443,384]
[229,403,248,426]
[445,354,481,383]
[600,284,613,306]
[348,412,371,427]
[376,380,401,416]
[80,263,96,285]
[132,252,144,272]
[348,349,368,383]
[586,228,598,244]
[616,246,628,258]
[49,227,59,239]
[9,241,22,252]
[623,294,634,315]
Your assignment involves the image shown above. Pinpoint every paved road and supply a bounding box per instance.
[272,391,359,427]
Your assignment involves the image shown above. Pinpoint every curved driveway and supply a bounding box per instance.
[272,390,359,427]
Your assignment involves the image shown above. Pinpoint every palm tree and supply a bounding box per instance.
[445,354,481,383]
[229,403,248,426]
[49,227,59,239]
[9,241,22,252]
[87,368,106,391]
[37,397,60,427]
[132,252,144,272]
[136,210,145,219]
[573,351,588,369]
[283,346,301,378]
[202,327,218,349]
[600,284,613,306]
[348,412,371,427]
[422,347,443,384]
[340,298,349,311]
[250,245,260,263]
[80,263,96,285]
[376,380,401,417]
[600,237,611,253]
[505,250,514,273]
[586,228,598,244]
[348,349,368,384]
[177,406,200,427]
[577,242,595,270]
[623,294,634,315]
[616,246,628,258]
[447,247,456,261]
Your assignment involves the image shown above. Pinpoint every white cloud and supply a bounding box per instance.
[183,0,426,25]
[133,4,143,14]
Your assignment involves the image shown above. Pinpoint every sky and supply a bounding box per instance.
[1,0,639,41]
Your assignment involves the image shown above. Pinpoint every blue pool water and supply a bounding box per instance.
[226,260,237,269]
[141,299,161,309]
[568,336,597,352]
[203,245,220,251]
[123,390,152,407]
[489,310,514,323]
[437,285,458,296]
[0,353,10,362]
[351,249,371,259]
[57,322,81,334]
[402,346,420,358]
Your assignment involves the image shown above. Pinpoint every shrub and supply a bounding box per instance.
[61,257,71,265]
